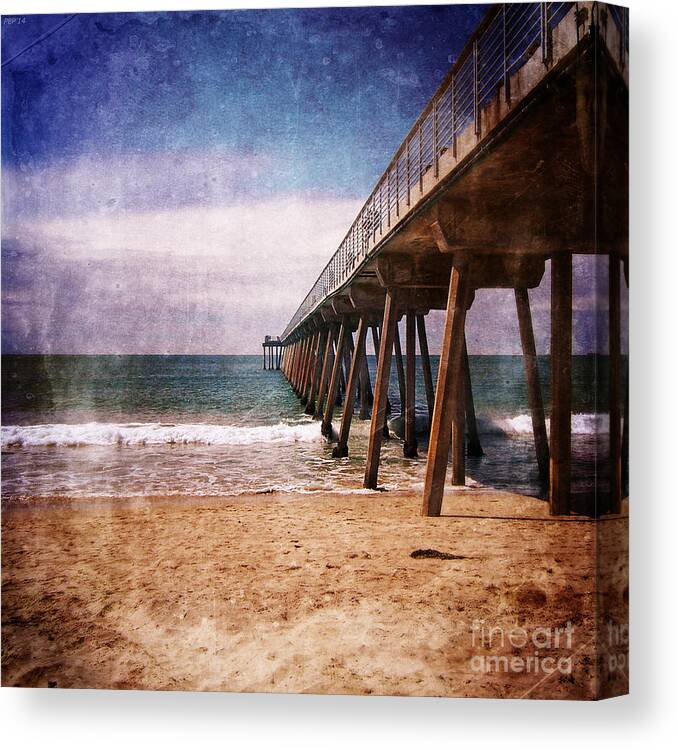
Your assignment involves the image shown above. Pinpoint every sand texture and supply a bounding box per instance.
[2,490,628,698]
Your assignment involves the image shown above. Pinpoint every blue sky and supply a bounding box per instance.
[2,6,484,197]
[1,4,621,355]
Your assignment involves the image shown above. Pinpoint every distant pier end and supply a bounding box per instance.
[262,336,283,370]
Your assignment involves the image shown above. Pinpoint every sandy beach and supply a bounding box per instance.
[1,489,628,698]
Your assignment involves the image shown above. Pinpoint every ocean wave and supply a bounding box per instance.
[1,421,323,448]
[476,413,609,436]
[1,412,609,449]
[385,412,608,437]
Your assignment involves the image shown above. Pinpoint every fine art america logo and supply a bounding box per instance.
[469,620,575,675]
[606,619,629,676]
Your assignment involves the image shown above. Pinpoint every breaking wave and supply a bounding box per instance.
[387,412,608,437]
[1,413,608,449]
[476,413,609,436]
[1,421,323,448]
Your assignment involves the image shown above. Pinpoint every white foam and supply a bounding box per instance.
[1,412,609,450]
[1,420,323,448]
[477,413,609,436]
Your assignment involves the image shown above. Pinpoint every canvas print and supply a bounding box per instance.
[1,2,628,699]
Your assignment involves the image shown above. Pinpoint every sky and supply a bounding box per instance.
[1,4,624,355]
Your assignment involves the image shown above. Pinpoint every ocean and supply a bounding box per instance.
[1,354,620,506]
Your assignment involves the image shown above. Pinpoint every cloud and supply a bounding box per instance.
[2,186,363,354]
[14,196,358,264]
[2,150,627,355]
[2,148,285,222]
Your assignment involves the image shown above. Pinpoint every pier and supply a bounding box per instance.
[262,335,282,370]
[273,3,628,517]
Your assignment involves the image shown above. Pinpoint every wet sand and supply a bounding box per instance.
[1,490,628,698]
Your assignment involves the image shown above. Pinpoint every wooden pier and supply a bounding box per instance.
[274,3,628,517]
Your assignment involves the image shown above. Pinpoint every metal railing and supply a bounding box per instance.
[281,2,628,341]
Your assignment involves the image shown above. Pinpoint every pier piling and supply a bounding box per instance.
[609,253,622,514]
[333,317,368,458]
[393,324,407,418]
[463,335,483,457]
[371,325,390,437]
[322,320,348,438]
[416,314,435,426]
[300,331,318,405]
[358,345,372,420]
[404,312,418,458]
[315,324,337,420]
[422,258,471,516]
[305,328,327,415]
[515,288,549,479]
[364,289,399,489]
[549,254,573,516]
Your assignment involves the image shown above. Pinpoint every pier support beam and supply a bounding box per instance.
[515,287,549,479]
[358,346,373,420]
[404,312,419,458]
[622,378,629,492]
[333,317,368,458]
[297,336,309,399]
[622,258,631,492]
[303,335,314,393]
[302,334,315,398]
[291,340,300,388]
[463,335,484,457]
[305,328,327,415]
[334,337,347,406]
[285,341,296,384]
[422,257,472,516]
[393,324,407,417]
[298,334,310,401]
[294,337,309,397]
[315,325,336,419]
[338,331,354,405]
[371,325,390,437]
[300,331,318,405]
[322,320,348,438]
[451,372,467,486]
[292,339,303,393]
[549,253,572,516]
[416,314,435,426]
[364,289,399,489]
[609,253,622,514]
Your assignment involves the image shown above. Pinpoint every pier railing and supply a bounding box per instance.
[280,2,628,341]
